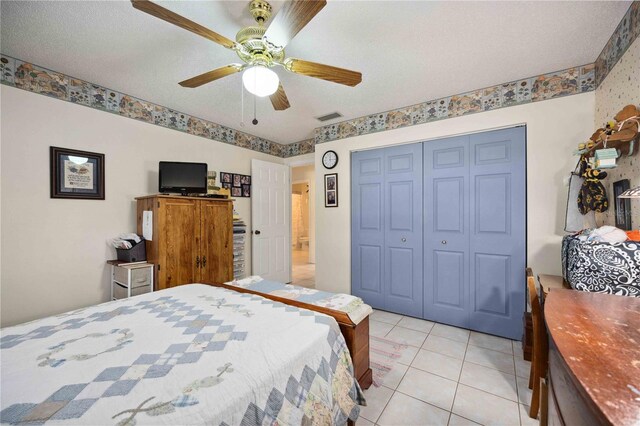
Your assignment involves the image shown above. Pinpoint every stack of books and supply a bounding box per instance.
[232,209,247,280]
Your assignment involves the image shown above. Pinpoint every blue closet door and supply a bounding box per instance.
[383,144,423,317]
[351,144,423,316]
[423,136,470,328]
[469,127,526,339]
[351,148,386,309]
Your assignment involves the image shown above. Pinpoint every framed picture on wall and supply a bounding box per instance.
[324,173,338,207]
[50,146,105,199]
[613,179,632,230]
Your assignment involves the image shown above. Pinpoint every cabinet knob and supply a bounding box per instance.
[202,256,207,268]
[196,256,200,267]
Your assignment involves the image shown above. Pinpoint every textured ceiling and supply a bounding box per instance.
[0,1,631,144]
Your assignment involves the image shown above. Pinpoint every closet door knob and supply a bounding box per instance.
[441,240,447,245]
[401,237,407,242]
[254,230,261,235]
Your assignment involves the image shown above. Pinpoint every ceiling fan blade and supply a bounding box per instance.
[284,58,362,87]
[131,0,236,49]
[270,83,291,110]
[179,64,244,88]
[264,0,326,48]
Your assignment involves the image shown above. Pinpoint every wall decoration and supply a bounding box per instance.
[613,179,632,230]
[324,173,338,207]
[50,146,105,199]
[222,172,251,198]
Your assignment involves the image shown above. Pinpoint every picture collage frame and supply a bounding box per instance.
[220,172,251,198]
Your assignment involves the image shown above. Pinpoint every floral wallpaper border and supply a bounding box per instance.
[1,3,636,156]
[314,64,596,144]
[595,1,640,87]
[0,54,294,158]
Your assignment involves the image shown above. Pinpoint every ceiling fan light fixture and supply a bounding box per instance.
[242,65,279,97]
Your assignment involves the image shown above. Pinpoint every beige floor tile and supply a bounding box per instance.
[359,385,394,423]
[519,404,539,426]
[459,362,518,402]
[380,361,409,389]
[397,367,458,411]
[378,392,450,426]
[370,310,403,325]
[516,375,532,406]
[386,326,428,347]
[469,331,514,355]
[411,349,463,381]
[452,384,521,426]
[356,417,375,426]
[396,344,420,366]
[431,323,471,343]
[448,414,481,425]
[514,356,531,379]
[397,316,436,333]
[423,334,468,360]
[465,345,515,375]
[370,320,395,337]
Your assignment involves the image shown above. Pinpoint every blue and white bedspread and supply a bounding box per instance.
[0,284,365,425]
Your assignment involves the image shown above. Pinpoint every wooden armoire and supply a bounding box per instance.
[136,195,233,290]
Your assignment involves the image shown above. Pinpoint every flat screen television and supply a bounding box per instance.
[159,161,207,195]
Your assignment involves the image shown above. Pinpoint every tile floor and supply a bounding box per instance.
[291,247,315,288]
[360,309,536,426]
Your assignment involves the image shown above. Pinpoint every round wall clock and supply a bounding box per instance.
[322,150,338,169]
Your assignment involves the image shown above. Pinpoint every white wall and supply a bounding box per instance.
[0,85,283,326]
[291,164,316,263]
[313,92,595,295]
[595,37,640,229]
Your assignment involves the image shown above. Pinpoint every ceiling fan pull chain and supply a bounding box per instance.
[252,91,258,125]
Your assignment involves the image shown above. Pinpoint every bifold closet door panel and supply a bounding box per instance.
[351,148,386,309]
[423,136,470,328]
[383,143,423,318]
[468,127,526,340]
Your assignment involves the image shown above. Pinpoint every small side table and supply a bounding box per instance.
[107,260,154,300]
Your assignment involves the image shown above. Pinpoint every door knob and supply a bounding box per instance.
[401,237,407,242]
[441,240,447,245]
[254,230,261,235]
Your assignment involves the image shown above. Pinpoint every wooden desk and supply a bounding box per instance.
[537,274,569,296]
[545,290,640,425]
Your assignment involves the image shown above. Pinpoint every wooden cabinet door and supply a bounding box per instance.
[199,200,233,284]
[158,198,201,289]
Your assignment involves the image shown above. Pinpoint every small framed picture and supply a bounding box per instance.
[613,179,632,230]
[231,187,242,197]
[324,173,338,207]
[233,174,242,187]
[50,146,105,199]
[222,182,232,189]
[220,172,232,184]
[242,184,251,197]
[241,175,251,185]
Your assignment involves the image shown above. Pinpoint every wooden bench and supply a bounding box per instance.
[213,282,373,390]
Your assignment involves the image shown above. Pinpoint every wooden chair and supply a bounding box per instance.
[526,268,549,421]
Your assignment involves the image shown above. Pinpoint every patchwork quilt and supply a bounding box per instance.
[562,235,640,297]
[225,276,372,324]
[0,284,365,425]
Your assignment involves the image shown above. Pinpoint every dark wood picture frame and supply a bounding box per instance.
[50,146,105,200]
[325,173,338,207]
[613,179,632,230]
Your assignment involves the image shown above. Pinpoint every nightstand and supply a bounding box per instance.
[107,260,154,300]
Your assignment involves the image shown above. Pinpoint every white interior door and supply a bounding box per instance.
[251,159,291,283]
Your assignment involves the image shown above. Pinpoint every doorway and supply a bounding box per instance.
[291,165,315,288]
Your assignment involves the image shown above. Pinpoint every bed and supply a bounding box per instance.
[561,234,640,297]
[0,284,365,425]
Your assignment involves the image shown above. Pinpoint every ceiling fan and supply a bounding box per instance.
[131,0,362,111]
